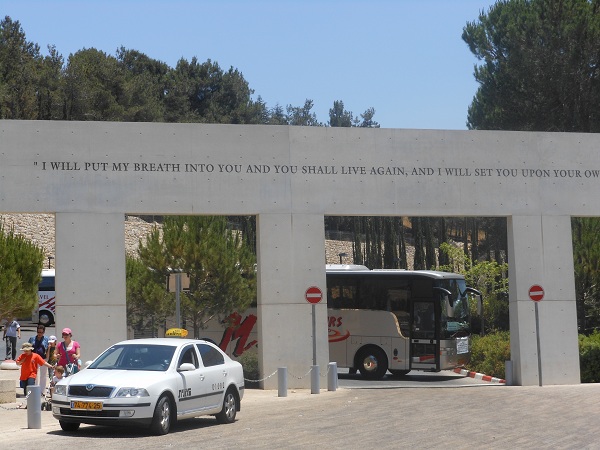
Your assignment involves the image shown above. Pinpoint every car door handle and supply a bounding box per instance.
[199,374,205,381]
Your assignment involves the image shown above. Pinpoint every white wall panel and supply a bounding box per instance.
[1,121,595,386]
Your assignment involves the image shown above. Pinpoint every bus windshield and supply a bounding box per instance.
[438,278,471,338]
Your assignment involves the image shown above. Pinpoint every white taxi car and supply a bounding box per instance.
[52,338,245,435]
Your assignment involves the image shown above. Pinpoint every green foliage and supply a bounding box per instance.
[329,100,353,127]
[0,221,44,321]
[469,331,600,383]
[64,48,125,121]
[463,0,600,132]
[579,331,600,383]
[0,16,43,119]
[468,331,510,379]
[286,99,322,126]
[343,216,506,276]
[237,350,259,384]
[357,107,380,128]
[572,217,600,333]
[350,216,408,269]
[463,1,600,331]
[132,216,256,338]
[116,47,169,122]
[1,16,377,126]
[472,331,600,383]
[126,255,173,336]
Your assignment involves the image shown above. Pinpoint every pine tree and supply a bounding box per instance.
[133,216,256,338]
[0,221,44,320]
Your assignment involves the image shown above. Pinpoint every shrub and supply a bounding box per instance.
[237,351,259,386]
[579,331,600,383]
[467,331,510,379]
[468,331,600,383]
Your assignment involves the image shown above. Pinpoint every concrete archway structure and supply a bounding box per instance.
[1,120,592,387]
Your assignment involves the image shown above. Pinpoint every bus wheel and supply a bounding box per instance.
[39,311,54,327]
[389,369,410,377]
[356,346,388,380]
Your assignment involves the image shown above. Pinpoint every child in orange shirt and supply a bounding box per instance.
[16,342,54,396]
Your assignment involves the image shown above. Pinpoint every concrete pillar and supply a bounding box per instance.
[256,213,328,389]
[55,212,127,362]
[507,215,580,385]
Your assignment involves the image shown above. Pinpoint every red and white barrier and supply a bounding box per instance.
[453,367,505,384]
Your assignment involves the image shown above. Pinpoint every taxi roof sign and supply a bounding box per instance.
[165,328,188,338]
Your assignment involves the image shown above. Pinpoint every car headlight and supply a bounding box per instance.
[54,384,67,396]
[115,387,150,397]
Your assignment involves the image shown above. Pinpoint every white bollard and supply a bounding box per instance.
[278,367,288,397]
[311,365,320,394]
[327,362,338,391]
[27,385,42,429]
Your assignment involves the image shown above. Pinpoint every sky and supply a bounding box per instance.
[2,0,498,130]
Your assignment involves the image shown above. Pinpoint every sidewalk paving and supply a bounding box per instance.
[1,365,599,448]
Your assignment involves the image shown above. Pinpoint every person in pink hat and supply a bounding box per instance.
[54,328,81,375]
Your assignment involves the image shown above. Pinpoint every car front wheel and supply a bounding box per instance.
[59,420,80,432]
[215,388,238,424]
[150,395,173,435]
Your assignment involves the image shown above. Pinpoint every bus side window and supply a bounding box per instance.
[327,279,357,309]
[388,286,410,335]
[358,282,376,310]
[327,285,343,309]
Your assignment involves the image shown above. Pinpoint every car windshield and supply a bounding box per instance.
[88,344,176,371]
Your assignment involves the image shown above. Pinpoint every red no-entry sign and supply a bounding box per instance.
[529,284,545,302]
[305,286,323,304]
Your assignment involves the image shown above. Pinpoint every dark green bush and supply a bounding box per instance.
[467,331,510,379]
[579,331,600,383]
[468,331,600,383]
[237,351,259,386]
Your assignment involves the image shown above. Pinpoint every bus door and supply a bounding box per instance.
[410,299,440,371]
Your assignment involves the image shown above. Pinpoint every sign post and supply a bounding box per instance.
[306,286,323,394]
[529,284,545,386]
[305,286,323,365]
[168,270,190,329]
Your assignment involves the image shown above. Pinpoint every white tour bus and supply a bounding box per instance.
[201,264,483,379]
[32,269,56,326]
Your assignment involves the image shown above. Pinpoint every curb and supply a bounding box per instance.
[453,367,505,384]
[0,361,18,370]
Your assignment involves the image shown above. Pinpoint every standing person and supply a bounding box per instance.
[15,342,53,396]
[46,335,58,380]
[2,318,21,360]
[28,324,49,394]
[55,328,81,375]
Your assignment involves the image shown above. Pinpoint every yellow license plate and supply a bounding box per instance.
[71,401,103,411]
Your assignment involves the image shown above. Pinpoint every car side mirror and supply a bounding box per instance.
[177,363,196,372]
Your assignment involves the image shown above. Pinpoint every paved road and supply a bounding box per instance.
[1,365,598,448]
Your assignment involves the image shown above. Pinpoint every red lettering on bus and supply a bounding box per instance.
[328,316,342,327]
